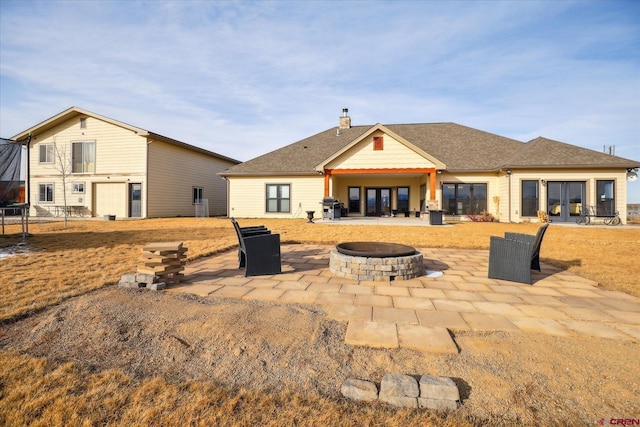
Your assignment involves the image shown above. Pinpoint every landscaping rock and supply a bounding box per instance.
[378,373,419,408]
[419,375,460,401]
[136,273,158,285]
[340,378,378,401]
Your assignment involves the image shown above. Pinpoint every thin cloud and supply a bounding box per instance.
[1,0,638,200]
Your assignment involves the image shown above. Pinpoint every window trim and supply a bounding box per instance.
[38,183,54,203]
[193,186,204,204]
[596,179,616,216]
[441,182,487,216]
[72,182,85,194]
[38,144,55,164]
[521,180,539,217]
[265,183,291,213]
[396,187,410,213]
[348,186,361,214]
[71,140,96,174]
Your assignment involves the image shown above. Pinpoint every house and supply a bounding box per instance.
[11,107,240,219]
[220,109,640,224]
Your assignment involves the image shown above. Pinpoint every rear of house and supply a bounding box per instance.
[221,110,640,224]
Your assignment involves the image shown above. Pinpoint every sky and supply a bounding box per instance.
[1,0,639,201]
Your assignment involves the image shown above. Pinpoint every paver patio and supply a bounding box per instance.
[166,244,640,352]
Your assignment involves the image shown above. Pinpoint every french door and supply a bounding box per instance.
[366,188,391,216]
[547,181,585,222]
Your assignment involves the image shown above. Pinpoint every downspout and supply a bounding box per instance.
[507,169,512,223]
[25,134,31,210]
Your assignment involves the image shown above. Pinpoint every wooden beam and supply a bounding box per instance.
[330,168,434,175]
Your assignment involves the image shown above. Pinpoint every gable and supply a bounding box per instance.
[325,130,438,169]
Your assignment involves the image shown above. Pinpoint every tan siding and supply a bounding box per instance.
[147,140,234,217]
[508,168,628,224]
[228,176,324,218]
[28,115,147,217]
[326,131,435,169]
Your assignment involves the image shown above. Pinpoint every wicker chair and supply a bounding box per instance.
[231,218,281,276]
[488,223,549,284]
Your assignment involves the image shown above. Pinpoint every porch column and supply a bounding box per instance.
[324,169,331,197]
[429,169,437,200]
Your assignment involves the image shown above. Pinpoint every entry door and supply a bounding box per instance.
[129,183,142,218]
[547,182,585,222]
[366,188,391,216]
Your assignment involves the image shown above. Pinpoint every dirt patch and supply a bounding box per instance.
[1,286,638,425]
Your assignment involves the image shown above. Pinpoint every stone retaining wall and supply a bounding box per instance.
[329,249,424,281]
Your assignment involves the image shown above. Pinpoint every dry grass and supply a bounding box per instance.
[0,351,465,427]
[1,218,639,323]
[1,218,639,426]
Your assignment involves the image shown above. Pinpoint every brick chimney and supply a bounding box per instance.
[339,108,351,129]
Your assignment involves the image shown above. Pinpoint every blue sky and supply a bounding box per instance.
[1,0,639,201]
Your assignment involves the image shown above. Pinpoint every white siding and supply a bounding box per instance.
[228,176,324,218]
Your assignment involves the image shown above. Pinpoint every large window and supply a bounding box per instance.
[72,141,95,173]
[348,187,361,214]
[521,180,539,217]
[39,144,54,163]
[596,180,615,216]
[266,184,290,213]
[397,187,409,213]
[442,183,487,215]
[38,183,54,202]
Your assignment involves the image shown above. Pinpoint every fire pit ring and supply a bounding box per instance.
[330,242,424,281]
[336,242,416,258]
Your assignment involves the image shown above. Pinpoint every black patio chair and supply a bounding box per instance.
[231,218,281,276]
[488,223,549,285]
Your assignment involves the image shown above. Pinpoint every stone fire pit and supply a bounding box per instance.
[330,242,424,281]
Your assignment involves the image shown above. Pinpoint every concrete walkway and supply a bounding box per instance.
[167,244,640,354]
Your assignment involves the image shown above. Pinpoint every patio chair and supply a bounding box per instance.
[231,218,281,276]
[488,223,549,284]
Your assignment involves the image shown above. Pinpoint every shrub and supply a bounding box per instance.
[466,210,495,222]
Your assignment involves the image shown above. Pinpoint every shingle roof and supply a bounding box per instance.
[220,122,640,175]
[502,137,640,169]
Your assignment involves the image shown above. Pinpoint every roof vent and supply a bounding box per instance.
[339,108,351,130]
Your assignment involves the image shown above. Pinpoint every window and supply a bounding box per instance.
[348,187,361,214]
[72,182,85,193]
[442,183,487,215]
[80,118,87,129]
[38,183,54,202]
[193,187,203,204]
[373,136,384,150]
[521,180,539,217]
[397,187,409,213]
[266,184,290,213]
[72,141,95,173]
[420,184,426,212]
[39,144,54,163]
[596,180,615,216]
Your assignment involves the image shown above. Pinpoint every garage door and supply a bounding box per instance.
[93,182,127,218]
